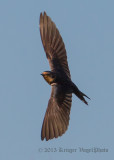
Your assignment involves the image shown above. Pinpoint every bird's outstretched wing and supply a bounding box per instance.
[41,85,72,141]
[39,12,71,78]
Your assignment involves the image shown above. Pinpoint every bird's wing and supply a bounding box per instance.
[39,12,71,78]
[41,85,72,141]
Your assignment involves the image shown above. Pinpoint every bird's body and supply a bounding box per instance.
[39,12,90,141]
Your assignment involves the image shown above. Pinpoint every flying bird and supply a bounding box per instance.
[39,12,90,141]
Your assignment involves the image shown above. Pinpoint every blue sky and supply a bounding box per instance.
[0,0,114,160]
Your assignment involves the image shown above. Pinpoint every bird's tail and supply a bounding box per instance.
[73,86,90,105]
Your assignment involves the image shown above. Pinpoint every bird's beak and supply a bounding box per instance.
[40,73,43,76]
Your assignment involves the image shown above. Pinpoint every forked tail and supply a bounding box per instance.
[73,86,90,105]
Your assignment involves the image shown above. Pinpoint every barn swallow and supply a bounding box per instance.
[39,12,90,141]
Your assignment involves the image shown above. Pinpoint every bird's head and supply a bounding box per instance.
[41,71,56,85]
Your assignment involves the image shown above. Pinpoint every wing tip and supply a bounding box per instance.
[41,115,69,141]
[40,11,47,17]
[39,11,47,24]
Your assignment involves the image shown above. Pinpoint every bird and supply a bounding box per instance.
[39,12,90,141]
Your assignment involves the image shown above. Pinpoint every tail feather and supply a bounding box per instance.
[80,91,90,100]
[73,86,90,105]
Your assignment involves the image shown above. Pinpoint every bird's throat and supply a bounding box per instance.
[43,75,54,85]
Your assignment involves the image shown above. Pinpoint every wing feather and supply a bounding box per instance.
[39,12,71,78]
[41,85,72,141]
